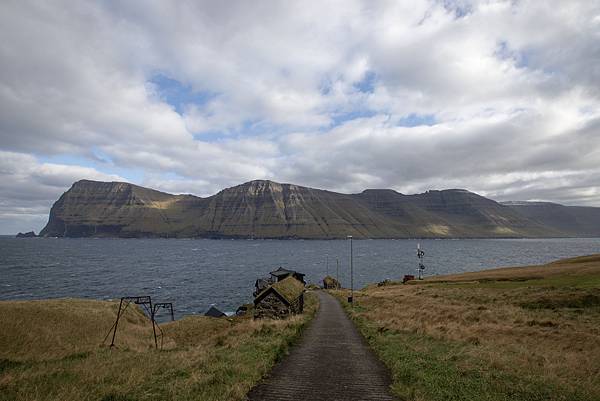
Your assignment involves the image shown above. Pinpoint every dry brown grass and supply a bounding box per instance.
[423,253,600,284]
[334,254,600,400]
[0,299,155,360]
[0,293,319,401]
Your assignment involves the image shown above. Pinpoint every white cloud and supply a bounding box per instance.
[0,151,125,233]
[0,0,600,232]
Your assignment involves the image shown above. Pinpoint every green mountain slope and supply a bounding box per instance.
[38,179,590,239]
[503,201,600,237]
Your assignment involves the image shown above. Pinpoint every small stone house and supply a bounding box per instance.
[322,275,341,289]
[254,276,305,319]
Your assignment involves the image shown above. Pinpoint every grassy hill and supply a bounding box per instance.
[333,255,600,401]
[0,294,317,401]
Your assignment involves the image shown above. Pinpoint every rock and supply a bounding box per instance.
[16,231,37,238]
[235,303,253,316]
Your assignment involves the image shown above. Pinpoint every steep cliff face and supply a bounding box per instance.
[190,180,401,238]
[39,179,592,239]
[39,180,198,237]
[402,190,556,237]
[353,188,554,237]
[503,201,600,237]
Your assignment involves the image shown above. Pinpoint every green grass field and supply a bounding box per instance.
[334,254,600,401]
[0,294,318,401]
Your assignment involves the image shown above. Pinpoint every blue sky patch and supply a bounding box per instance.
[91,147,113,164]
[38,154,144,183]
[441,0,472,18]
[397,113,437,127]
[330,109,377,127]
[149,73,216,114]
[353,70,377,93]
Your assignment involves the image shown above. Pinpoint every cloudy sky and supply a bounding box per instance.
[1,0,599,234]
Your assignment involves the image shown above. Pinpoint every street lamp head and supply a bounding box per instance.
[347,235,353,239]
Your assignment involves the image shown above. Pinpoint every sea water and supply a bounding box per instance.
[1,237,599,318]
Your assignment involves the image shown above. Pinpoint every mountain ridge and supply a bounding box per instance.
[38,179,600,239]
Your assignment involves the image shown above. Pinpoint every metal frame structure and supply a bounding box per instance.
[153,302,174,321]
[103,296,174,350]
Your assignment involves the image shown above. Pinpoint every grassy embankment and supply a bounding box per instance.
[333,254,600,401]
[0,293,318,401]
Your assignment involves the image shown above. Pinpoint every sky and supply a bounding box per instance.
[1,0,600,234]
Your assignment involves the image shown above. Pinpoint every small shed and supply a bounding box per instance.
[205,306,226,318]
[269,267,306,285]
[323,275,341,289]
[254,276,305,319]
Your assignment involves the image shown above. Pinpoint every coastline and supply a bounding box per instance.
[1,255,599,400]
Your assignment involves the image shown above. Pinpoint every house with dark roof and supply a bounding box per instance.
[253,277,273,297]
[269,267,306,285]
[204,305,226,318]
[254,276,305,319]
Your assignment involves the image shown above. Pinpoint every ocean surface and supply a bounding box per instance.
[1,237,599,319]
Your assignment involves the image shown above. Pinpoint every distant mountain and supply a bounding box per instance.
[38,179,596,239]
[502,201,600,237]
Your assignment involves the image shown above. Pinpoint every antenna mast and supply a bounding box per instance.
[417,243,426,280]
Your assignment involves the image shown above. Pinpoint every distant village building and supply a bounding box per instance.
[254,276,305,319]
[322,275,341,289]
[269,267,306,285]
[204,306,226,318]
[254,278,273,297]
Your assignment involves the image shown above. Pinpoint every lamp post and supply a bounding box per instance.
[347,235,353,304]
[336,257,339,287]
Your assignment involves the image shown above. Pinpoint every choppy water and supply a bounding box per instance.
[1,237,599,318]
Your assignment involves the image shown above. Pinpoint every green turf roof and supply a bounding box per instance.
[256,276,304,304]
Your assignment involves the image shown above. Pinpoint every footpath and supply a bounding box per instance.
[247,291,396,401]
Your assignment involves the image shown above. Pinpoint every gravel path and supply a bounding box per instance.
[246,291,396,401]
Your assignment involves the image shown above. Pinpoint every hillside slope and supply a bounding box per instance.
[0,295,318,401]
[503,201,600,237]
[333,254,600,400]
[38,179,590,239]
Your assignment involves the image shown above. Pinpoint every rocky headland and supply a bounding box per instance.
[39,179,600,239]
